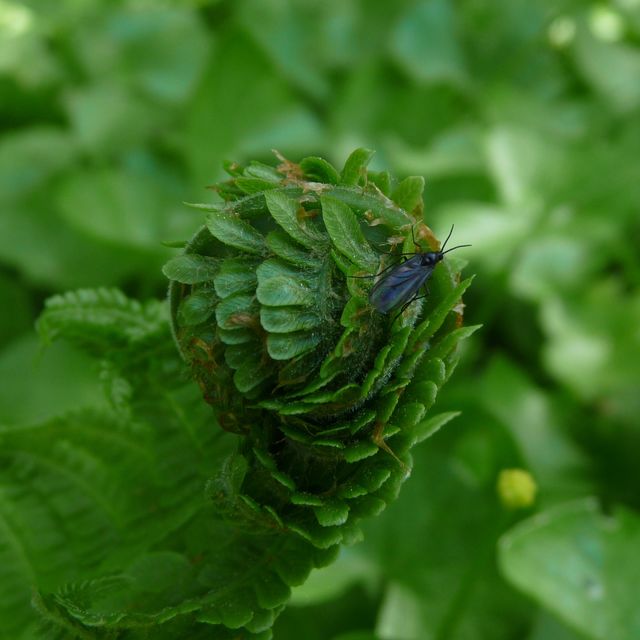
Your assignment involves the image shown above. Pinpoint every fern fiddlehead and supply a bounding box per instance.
[166,148,477,548]
[30,149,477,639]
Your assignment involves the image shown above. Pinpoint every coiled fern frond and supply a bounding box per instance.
[165,148,477,547]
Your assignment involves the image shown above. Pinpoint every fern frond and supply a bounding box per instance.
[37,288,168,353]
[21,150,477,638]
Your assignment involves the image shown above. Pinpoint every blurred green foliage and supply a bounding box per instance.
[1,0,639,638]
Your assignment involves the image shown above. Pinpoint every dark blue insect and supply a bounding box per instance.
[364,225,470,320]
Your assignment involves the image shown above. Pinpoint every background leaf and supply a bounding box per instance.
[1,0,639,637]
[499,500,640,640]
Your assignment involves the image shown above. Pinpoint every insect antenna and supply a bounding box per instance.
[439,224,471,255]
[440,224,455,251]
[442,243,472,255]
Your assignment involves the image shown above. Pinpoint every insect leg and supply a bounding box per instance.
[390,291,430,324]
[347,258,406,279]
[378,251,420,256]
[379,226,421,255]
[389,298,414,325]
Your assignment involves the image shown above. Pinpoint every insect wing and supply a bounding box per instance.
[369,256,433,314]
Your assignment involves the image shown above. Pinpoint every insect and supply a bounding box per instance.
[357,225,470,321]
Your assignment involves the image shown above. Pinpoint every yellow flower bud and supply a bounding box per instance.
[497,468,537,509]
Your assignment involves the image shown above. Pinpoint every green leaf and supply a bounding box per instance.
[0,127,76,202]
[163,254,220,284]
[540,284,640,410]
[65,81,161,154]
[476,356,586,488]
[185,29,321,188]
[215,294,256,330]
[178,291,217,327]
[314,501,350,527]
[411,411,460,445]
[7,346,335,639]
[56,166,179,249]
[375,582,423,640]
[217,327,255,346]
[37,288,168,347]
[322,186,413,230]
[391,176,425,213]
[234,361,272,393]
[356,426,532,640]
[320,195,378,271]
[184,201,225,213]
[0,195,157,290]
[427,324,481,361]
[256,257,305,283]
[339,296,368,328]
[340,148,375,186]
[343,441,379,463]
[87,7,210,105]
[409,275,475,349]
[260,307,321,333]
[267,332,322,360]
[257,276,315,307]
[0,336,104,428]
[368,170,392,196]
[509,235,593,302]
[0,408,172,636]
[244,161,282,182]
[225,342,262,370]
[300,156,341,184]
[499,500,640,640]
[235,177,280,194]
[206,211,266,255]
[264,190,323,249]
[266,230,318,268]
[214,258,258,298]
[237,0,330,100]
[126,551,194,595]
[253,573,292,610]
[573,21,640,113]
[391,0,467,85]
